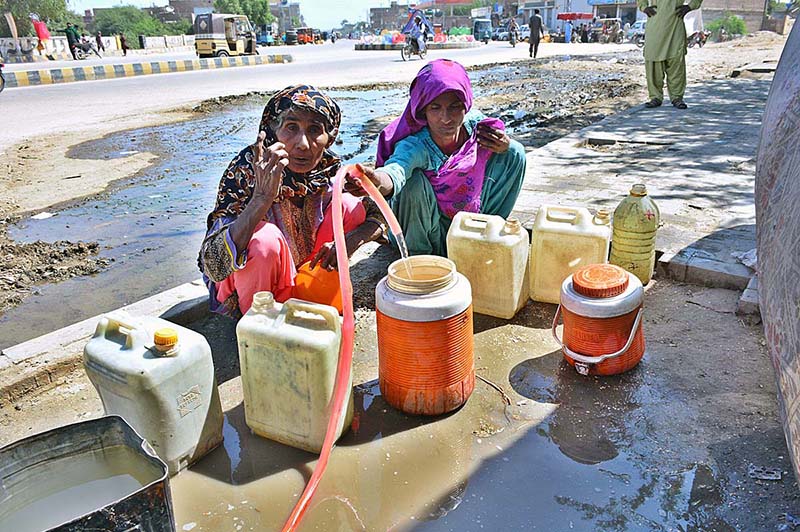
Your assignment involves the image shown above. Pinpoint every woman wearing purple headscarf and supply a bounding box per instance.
[350,59,526,256]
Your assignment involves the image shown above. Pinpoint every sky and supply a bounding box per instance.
[66,0,406,28]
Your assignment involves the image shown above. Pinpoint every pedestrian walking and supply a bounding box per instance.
[119,33,128,56]
[638,0,702,109]
[95,31,105,53]
[528,9,545,58]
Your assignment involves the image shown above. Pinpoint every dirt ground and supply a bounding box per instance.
[0,32,786,318]
[2,278,795,530]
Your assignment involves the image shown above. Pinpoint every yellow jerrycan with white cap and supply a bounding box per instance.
[83,311,224,475]
[609,184,660,285]
[446,212,529,319]
[236,292,353,453]
[529,205,612,304]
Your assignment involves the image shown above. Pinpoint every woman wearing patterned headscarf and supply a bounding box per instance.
[349,59,526,257]
[199,85,385,317]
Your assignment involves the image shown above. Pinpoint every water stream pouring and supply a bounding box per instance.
[281,164,406,531]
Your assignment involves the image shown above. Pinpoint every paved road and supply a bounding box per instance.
[3,42,314,71]
[0,41,635,153]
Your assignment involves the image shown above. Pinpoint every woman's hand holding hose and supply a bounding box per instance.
[343,163,394,198]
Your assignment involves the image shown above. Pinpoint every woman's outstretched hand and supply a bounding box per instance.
[252,130,288,202]
[477,123,511,154]
[343,163,394,198]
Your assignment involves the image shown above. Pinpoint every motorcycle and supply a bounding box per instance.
[633,32,645,48]
[400,34,427,61]
[0,63,5,93]
[510,30,517,47]
[74,41,101,60]
[687,30,710,48]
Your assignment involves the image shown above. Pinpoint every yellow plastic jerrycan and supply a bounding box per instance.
[236,291,353,453]
[446,212,530,319]
[609,184,660,285]
[529,206,611,304]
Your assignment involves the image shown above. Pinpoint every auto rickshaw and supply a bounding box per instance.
[194,13,257,58]
[296,27,314,44]
[472,18,492,43]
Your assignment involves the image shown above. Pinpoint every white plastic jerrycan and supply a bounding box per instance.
[529,205,611,304]
[83,311,224,475]
[236,292,353,453]
[446,212,530,319]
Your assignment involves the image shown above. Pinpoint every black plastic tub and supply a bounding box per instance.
[0,415,175,532]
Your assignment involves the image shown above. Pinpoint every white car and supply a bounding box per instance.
[519,24,531,41]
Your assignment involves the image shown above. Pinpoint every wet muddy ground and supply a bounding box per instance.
[0,56,644,348]
[2,280,795,531]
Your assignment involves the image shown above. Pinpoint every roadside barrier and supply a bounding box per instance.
[5,54,292,88]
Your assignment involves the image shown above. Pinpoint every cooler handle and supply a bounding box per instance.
[284,299,341,332]
[545,206,581,225]
[551,305,643,374]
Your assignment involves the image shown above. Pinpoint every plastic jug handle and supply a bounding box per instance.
[458,212,499,235]
[545,206,580,224]
[95,312,146,350]
[284,299,341,332]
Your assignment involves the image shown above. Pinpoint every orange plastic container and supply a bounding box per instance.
[376,255,475,415]
[292,261,343,314]
[552,264,645,376]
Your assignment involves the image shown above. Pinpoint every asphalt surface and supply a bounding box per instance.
[0,40,635,154]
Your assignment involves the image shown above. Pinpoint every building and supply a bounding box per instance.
[169,0,214,19]
[701,0,766,32]
[586,0,639,25]
[270,2,304,32]
[369,1,417,32]
[586,0,765,30]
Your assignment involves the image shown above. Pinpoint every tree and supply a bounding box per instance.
[0,0,81,37]
[216,0,275,26]
[214,0,243,15]
[706,13,747,36]
[91,6,188,46]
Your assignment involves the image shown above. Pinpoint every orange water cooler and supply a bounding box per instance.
[552,264,645,376]
[375,255,474,415]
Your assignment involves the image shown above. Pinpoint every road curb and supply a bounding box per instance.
[355,42,482,51]
[0,279,210,408]
[5,53,293,88]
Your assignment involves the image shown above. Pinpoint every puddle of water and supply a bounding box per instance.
[0,445,163,532]
[0,89,406,348]
[164,319,731,532]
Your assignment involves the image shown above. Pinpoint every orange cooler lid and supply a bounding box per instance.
[572,264,629,298]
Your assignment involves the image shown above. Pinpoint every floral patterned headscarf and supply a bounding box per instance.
[207,85,343,229]
[259,84,342,201]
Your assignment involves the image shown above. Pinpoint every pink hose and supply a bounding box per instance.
[281,164,401,531]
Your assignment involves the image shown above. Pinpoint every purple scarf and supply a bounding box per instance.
[376,59,503,219]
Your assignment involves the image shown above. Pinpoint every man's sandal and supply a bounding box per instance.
[644,98,663,108]
[672,98,688,109]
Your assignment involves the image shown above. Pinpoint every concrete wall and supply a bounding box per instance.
[140,34,195,49]
[0,35,119,56]
[702,0,766,31]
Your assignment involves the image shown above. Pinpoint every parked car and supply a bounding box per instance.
[256,32,275,46]
[626,19,646,41]
[519,24,531,42]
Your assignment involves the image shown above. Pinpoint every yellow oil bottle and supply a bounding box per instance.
[609,184,660,285]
